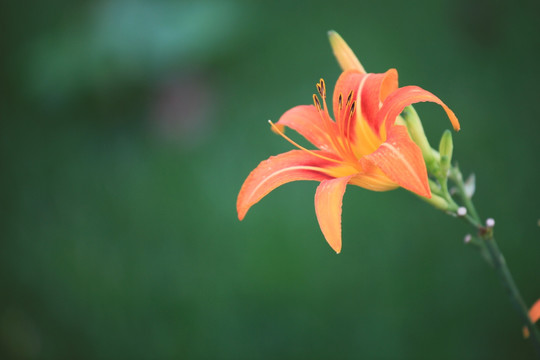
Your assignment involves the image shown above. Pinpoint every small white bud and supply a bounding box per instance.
[464,234,472,244]
[464,173,476,199]
[457,207,467,217]
[486,218,495,228]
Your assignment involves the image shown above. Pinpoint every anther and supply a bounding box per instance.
[346,90,354,106]
[313,94,321,111]
[349,100,356,115]
[319,79,326,97]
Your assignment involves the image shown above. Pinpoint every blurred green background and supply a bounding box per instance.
[2,0,540,359]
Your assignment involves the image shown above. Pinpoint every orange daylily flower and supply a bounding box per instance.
[237,36,459,253]
[523,299,540,338]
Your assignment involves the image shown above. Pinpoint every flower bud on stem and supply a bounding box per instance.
[439,129,453,177]
[402,106,439,173]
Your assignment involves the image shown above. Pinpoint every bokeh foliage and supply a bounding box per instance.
[2,0,540,358]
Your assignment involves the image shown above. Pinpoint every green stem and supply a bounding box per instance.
[449,167,481,225]
[482,232,540,357]
[446,165,540,357]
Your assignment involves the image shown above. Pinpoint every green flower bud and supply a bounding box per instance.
[428,179,443,196]
[439,130,453,176]
[424,193,450,211]
[401,106,437,171]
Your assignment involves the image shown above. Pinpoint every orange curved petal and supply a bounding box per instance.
[376,85,460,134]
[357,69,399,135]
[237,150,335,220]
[314,176,352,253]
[524,299,540,338]
[276,105,336,152]
[363,125,431,198]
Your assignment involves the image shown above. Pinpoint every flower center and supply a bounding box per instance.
[313,79,360,167]
[269,78,365,173]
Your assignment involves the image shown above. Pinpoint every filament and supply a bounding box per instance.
[268,120,344,165]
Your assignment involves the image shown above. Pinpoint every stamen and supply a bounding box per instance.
[338,90,355,152]
[344,100,357,158]
[319,89,345,155]
[268,120,344,164]
[346,90,354,106]
[317,79,326,98]
[313,97,346,157]
[312,77,354,162]
[313,94,321,111]
[344,100,356,137]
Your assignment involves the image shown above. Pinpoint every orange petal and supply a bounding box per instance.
[363,125,431,198]
[276,105,336,152]
[327,31,366,73]
[237,150,334,220]
[376,85,460,134]
[329,70,398,155]
[524,299,540,338]
[314,176,352,253]
[357,69,399,135]
[349,170,398,192]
